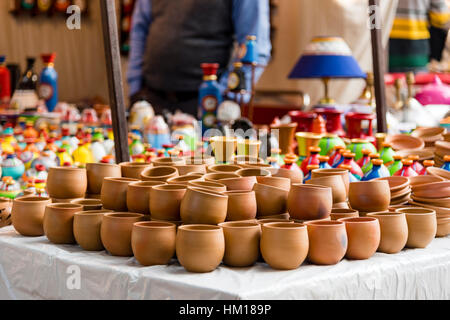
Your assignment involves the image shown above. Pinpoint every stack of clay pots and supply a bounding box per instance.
[434,141,450,167]
[375,177,411,206]
[46,167,88,202]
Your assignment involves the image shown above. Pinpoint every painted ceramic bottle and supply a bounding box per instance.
[303,164,320,183]
[39,53,58,112]
[357,149,372,169]
[2,154,25,180]
[347,139,377,161]
[318,155,332,169]
[419,160,435,175]
[199,63,222,133]
[394,159,418,177]
[408,155,424,174]
[362,159,390,181]
[339,164,359,182]
[442,155,450,171]
[267,156,280,169]
[379,142,395,166]
[300,146,321,175]
[388,155,403,176]
[342,152,363,180]
[282,155,302,174]
[319,134,346,156]
[241,35,258,64]
[0,56,11,103]
[362,153,380,174]
[328,145,345,166]
[56,148,73,166]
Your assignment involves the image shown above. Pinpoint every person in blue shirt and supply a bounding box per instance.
[127,0,272,117]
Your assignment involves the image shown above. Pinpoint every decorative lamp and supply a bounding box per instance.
[289,36,366,104]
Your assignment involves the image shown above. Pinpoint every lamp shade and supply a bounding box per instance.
[289,37,366,79]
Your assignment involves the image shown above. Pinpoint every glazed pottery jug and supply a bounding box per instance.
[180,187,228,224]
[11,196,52,236]
[366,211,408,254]
[47,167,87,199]
[306,175,346,204]
[348,180,390,212]
[187,180,227,192]
[70,198,103,211]
[131,221,177,266]
[86,163,121,194]
[100,212,145,256]
[140,166,179,182]
[330,208,359,221]
[119,162,152,179]
[219,176,256,191]
[150,184,187,221]
[218,221,261,267]
[260,222,309,270]
[396,207,437,248]
[101,177,139,211]
[305,220,348,265]
[151,157,185,167]
[253,183,289,217]
[43,203,83,244]
[224,190,257,221]
[311,168,350,195]
[176,225,225,273]
[255,176,290,191]
[287,184,332,221]
[338,217,380,260]
[210,136,237,163]
[127,181,165,215]
[73,210,111,251]
[207,164,242,173]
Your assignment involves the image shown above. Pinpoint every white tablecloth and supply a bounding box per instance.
[0,226,448,300]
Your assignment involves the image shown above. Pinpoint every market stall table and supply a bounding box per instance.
[0,225,448,300]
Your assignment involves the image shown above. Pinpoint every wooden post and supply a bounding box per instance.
[100,0,130,163]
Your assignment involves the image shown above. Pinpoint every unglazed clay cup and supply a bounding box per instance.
[207,164,242,174]
[306,175,347,204]
[119,162,152,179]
[260,222,309,270]
[86,163,121,194]
[101,177,139,211]
[43,203,83,244]
[311,168,349,195]
[305,220,347,265]
[338,217,380,260]
[267,167,303,184]
[167,174,203,186]
[149,184,187,221]
[348,180,390,212]
[140,166,179,182]
[131,221,177,266]
[187,180,227,192]
[100,212,145,256]
[11,197,52,237]
[330,208,359,221]
[70,198,103,211]
[127,181,165,215]
[47,167,87,199]
[253,183,289,217]
[236,168,271,178]
[73,210,111,251]
[224,190,257,221]
[287,184,332,221]
[219,176,257,191]
[176,224,225,273]
[204,172,240,182]
[255,176,291,191]
[180,187,228,224]
[258,218,294,225]
[396,207,437,248]
[151,156,185,167]
[218,221,261,267]
[173,164,206,176]
[366,211,408,254]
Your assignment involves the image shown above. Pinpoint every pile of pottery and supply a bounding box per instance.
[375,176,411,206]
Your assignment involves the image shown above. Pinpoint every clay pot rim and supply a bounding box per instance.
[224,190,255,196]
[133,221,176,229]
[291,183,331,190]
[258,218,294,224]
[152,184,187,191]
[337,217,378,224]
[263,222,305,229]
[205,173,240,180]
[367,211,404,217]
[307,175,342,183]
[186,186,228,198]
[104,177,139,183]
[219,175,255,182]
[74,210,111,216]
[178,224,222,232]
[14,196,51,203]
[218,221,260,228]
[412,127,446,138]
[236,168,271,177]
[167,175,201,183]
[103,212,145,219]
[49,167,86,172]
[208,164,242,173]
[128,181,166,188]
[304,220,344,226]
[46,203,83,210]
[86,162,120,168]
[256,176,290,182]
[151,157,185,164]
[253,182,288,192]
[70,199,102,206]
[412,181,450,193]
[437,217,450,224]
[120,162,152,167]
[331,208,359,214]
[395,207,436,215]
[188,180,226,188]
[349,180,388,187]
[374,176,410,191]
[409,175,445,186]
[141,166,178,178]
[183,155,214,163]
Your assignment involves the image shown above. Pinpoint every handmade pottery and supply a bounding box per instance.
[253,183,289,217]
[409,175,445,187]
[187,180,227,192]
[287,184,332,221]
[295,132,323,158]
[366,211,408,254]
[150,184,187,221]
[180,187,228,224]
[43,203,82,244]
[396,207,437,248]
[348,180,390,212]
[236,168,271,178]
[47,167,87,199]
[410,194,450,207]
[101,177,138,211]
[330,208,359,221]
[119,162,152,179]
[140,166,179,182]
[204,172,240,182]
[166,175,203,186]
[86,163,121,194]
[332,202,350,209]
[127,181,165,215]
[11,196,52,236]
[267,167,303,184]
[436,217,450,237]
[258,218,294,225]
[173,164,206,176]
[375,176,409,193]
[396,149,434,161]
[311,168,350,195]
[411,181,450,199]
[210,136,237,163]
[306,175,346,204]
[73,210,111,251]
[70,198,103,211]
[261,212,290,220]
[338,217,380,260]
[151,157,186,167]
[184,155,215,166]
[426,166,450,180]
[385,134,425,151]
[207,164,242,173]
[255,176,290,191]
[224,190,257,221]
[218,176,257,191]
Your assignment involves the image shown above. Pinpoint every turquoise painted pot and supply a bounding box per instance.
[318,134,346,156]
[347,139,377,161]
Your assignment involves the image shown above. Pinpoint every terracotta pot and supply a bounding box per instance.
[224,190,257,221]
[100,212,145,256]
[255,176,290,191]
[253,183,289,217]
[348,180,390,212]
[391,186,412,199]
[149,184,187,221]
[409,175,445,187]
[140,166,179,182]
[207,164,242,173]
[70,198,103,211]
[330,208,359,221]
[239,163,272,169]
[47,167,87,199]
[261,212,290,220]
[260,222,308,270]
[101,177,139,211]
[291,217,331,224]
[337,217,380,260]
[270,123,297,154]
[236,168,271,177]
[86,163,121,194]
[385,134,425,151]
[183,155,215,166]
[167,175,203,186]
[176,224,225,273]
[119,162,152,179]
[187,180,227,192]
[306,175,346,204]
[219,176,256,191]
[305,220,347,265]
[131,221,177,266]
[258,218,294,225]
[396,149,435,161]
[43,203,83,244]
[127,181,165,215]
[436,217,450,237]
[218,221,260,267]
[11,197,52,237]
[204,172,240,181]
[51,197,84,204]
[150,218,183,227]
[375,176,409,193]
[180,187,228,224]
[412,127,446,140]
[396,207,437,248]
[151,157,186,167]
[73,210,111,251]
[287,184,332,221]
[311,168,350,195]
[173,164,206,176]
[366,211,408,254]
[267,167,303,184]
[411,181,450,199]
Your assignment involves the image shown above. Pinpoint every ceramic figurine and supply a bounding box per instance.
[342,152,363,180]
[357,149,372,169]
[311,115,327,134]
[418,160,434,175]
[72,142,94,165]
[300,146,321,175]
[394,159,418,177]
[0,177,21,199]
[129,100,155,131]
[318,155,332,169]
[56,148,73,166]
[145,115,171,150]
[281,155,302,175]
[408,155,424,174]
[442,155,450,171]
[318,134,346,156]
[388,155,403,176]
[30,151,58,171]
[21,164,48,189]
[174,135,191,156]
[90,138,107,163]
[332,148,347,168]
[362,159,390,181]
[379,142,395,166]
[303,164,320,183]
[2,154,25,180]
[100,155,115,164]
[347,139,377,161]
[103,133,115,156]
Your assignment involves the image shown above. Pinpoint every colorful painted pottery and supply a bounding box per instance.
[2,154,25,180]
[86,163,121,195]
[366,211,408,254]
[150,184,187,221]
[419,160,435,175]
[357,149,372,169]
[43,203,82,244]
[101,177,138,211]
[342,152,363,180]
[47,167,87,199]
[379,142,395,166]
[253,183,288,217]
[224,190,257,221]
[287,184,332,221]
[330,208,359,221]
[331,149,347,168]
[337,217,380,260]
[11,196,52,236]
[393,159,418,177]
[347,139,377,161]
[180,187,228,224]
[328,145,346,166]
[119,162,152,179]
[361,152,379,174]
[408,155,424,174]
[0,177,21,199]
[318,134,346,156]
[348,180,390,212]
[295,132,322,158]
[396,207,436,248]
[210,136,237,163]
[270,122,297,155]
[318,155,332,169]
[140,166,179,182]
[73,210,111,251]
[300,146,321,176]
[362,159,390,181]
[388,155,403,176]
[72,142,95,164]
[70,198,103,211]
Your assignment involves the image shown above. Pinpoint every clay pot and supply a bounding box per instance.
[396,207,437,248]
[86,163,121,194]
[413,180,450,198]
[260,222,308,270]
[427,166,450,180]
[11,197,52,236]
[330,208,359,221]
[70,198,103,211]
[267,167,303,184]
[207,164,242,173]
[176,224,225,273]
[43,203,83,244]
[261,212,290,220]
[187,180,227,192]
[348,180,390,212]
[47,167,87,199]
[101,177,139,211]
[305,220,347,265]
[410,194,450,207]
[253,183,289,217]
[396,149,435,161]
[204,172,240,181]
[258,218,294,225]
[73,210,111,251]
[224,190,257,221]
[306,175,346,204]
[173,164,206,176]
[436,217,450,237]
[167,175,203,186]
[51,197,84,204]
[256,176,290,191]
[100,212,145,256]
[366,211,408,254]
[119,162,152,179]
[151,157,186,167]
[218,221,260,267]
[131,221,177,266]
[375,176,409,193]
[337,217,380,260]
[140,166,179,182]
[311,168,350,195]
[210,136,237,163]
[180,187,228,224]
[127,181,165,215]
[219,176,256,191]
[184,155,215,166]
[385,134,425,151]
[232,155,265,165]
[287,184,332,221]
[149,184,187,221]
[409,175,445,187]
[412,127,446,140]
[236,168,271,177]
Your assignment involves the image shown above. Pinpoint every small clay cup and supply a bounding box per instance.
[73,210,111,251]
[101,177,139,211]
[255,176,291,191]
[396,207,437,248]
[311,168,350,195]
[224,190,257,221]
[338,217,380,260]
[207,164,242,173]
[151,156,186,167]
[330,208,359,221]
[173,164,206,176]
[140,166,179,182]
[187,180,227,192]
[236,168,271,177]
[348,180,390,212]
[366,211,408,254]
[119,162,152,179]
[86,163,121,194]
[287,184,332,221]
[127,181,165,215]
[150,184,187,221]
[253,183,289,217]
[180,187,228,224]
[306,175,347,203]
[43,203,83,244]
[167,174,203,186]
[204,172,240,181]
[267,167,303,184]
[11,197,52,237]
[219,176,257,191]
[70,198,103,211]
[47,167,87,199]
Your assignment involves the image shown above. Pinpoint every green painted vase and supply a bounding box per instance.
[318,134,346,156]
[379,143,395,166]
[347,139,377,161]
[388,155,403,176]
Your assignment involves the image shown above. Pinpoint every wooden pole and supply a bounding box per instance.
[100,0,130,163]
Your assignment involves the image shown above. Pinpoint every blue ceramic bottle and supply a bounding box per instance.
[362,159,390,181]
[442,155,450,171]
[39,53,58,112]
[199,63,222,134]
[241,35,257,64]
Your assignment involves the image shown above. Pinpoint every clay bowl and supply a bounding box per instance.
[236,168,271,178]
[375,176,409,193]
[260,222,309,270]
[396,207,436,248]
[396,149,435,161]
[232,155,265,166]
[204,172,240,182]
[410,194,450,207]
[261,212,290,220]
[151,157,186,167]
[348,180,390,212]
[140,166,179,182]
[224,190,257,221]
[305,220,347,265]
[207,164,242,174]
[119,162,152,179]
[100,212,145,257]
[253,183,289,217]
[330,208,359,221]
[176,224,225,273]
[390,195,411,206]
[183,155,215,166]
[445,133,450,142]
[173,164,206,176]
[86,163,121,194]
[167,174,203,186]
[127,181,165,215]
[131,221,177,266]
[385,134,424,151]
[11,197,52,237]
[258,218,294,225]
[366,211,408,254]
[412,127,446,140]
[409,175,445,188]
[408,200,450,216]
[149,184,187,221]
[255,176,290,191]
[47,167,87,199]
[219,176,257,191]
[435,140,450,156]
[287,184,332,221]
[218,221,261,267]
[311,168,350,195]
[101,177,139,211]
[436,217,450,237]
[187,180,227,192]
[306,175,347,204]
[267,167,303,184]
[390,187,412,200]
[70,198,103,211]
[411,181,450,199]
[73,210,111,251]
[43,203,83,244]
[180,187,228,224]
[427,167,450,180]
[337,217,380,260]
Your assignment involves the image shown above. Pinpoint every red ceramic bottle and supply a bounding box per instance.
[328,145,345,166]
[342,152,364,180]
[419,160,434,175]
[394,159,418,177]
[282,155,302,173]
[300,146,321,175]
[408,155,424,174]
[357,149,372,169]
